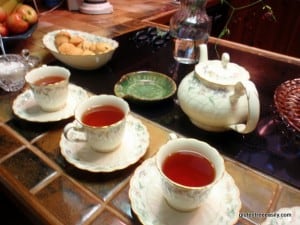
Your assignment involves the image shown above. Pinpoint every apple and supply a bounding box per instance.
[14,4,38,24]
[0,7,7,23]
[6,12,29,34]
[0,23,8,36]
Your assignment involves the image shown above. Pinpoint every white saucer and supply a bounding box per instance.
[129,157,241,225]
[60,115,149,172]
[261,207,300,225]
[12,84,89,122]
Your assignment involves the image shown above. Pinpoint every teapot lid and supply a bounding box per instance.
[195,52,250,86]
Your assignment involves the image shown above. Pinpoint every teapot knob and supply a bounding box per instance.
[199,44,208,63]
[221,53,230,68]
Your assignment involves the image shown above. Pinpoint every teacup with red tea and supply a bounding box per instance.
[64,95,130,152]
[156,138,225,211]
[25,65,70,112]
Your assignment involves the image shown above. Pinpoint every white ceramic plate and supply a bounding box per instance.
[129,157,241,225]
[60,115,149,172]
[261,207,300,225]
[13,84,89,122]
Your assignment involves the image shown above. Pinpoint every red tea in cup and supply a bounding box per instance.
[162,150,215,187]
[64,95,130,152]
[34,75,66,86]
[156,138,224,211]
[25,66,70,112]
[82,105,124,127]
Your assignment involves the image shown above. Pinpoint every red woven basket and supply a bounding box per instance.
[274,78,300,132]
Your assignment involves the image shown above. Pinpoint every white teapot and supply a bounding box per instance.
[177,44,260,133]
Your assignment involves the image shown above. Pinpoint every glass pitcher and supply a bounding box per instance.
[170,0,211,64]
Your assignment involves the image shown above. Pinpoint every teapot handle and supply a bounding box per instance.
[228,80,260,134]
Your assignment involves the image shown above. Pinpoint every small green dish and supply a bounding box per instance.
[114,71,177,102]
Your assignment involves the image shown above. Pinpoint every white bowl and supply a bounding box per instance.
[43,29,119,70]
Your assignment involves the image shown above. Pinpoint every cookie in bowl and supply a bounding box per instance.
[43,29,119,70]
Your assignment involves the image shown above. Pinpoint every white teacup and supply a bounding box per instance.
[156,138,225,211]
[25,65,70,112]
[64,95,130,152]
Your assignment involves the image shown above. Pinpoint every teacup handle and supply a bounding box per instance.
[63,121,87,143]
[169,132,178,140]
[228,80,260,134]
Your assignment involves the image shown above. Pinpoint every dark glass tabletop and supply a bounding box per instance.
[54,27,300,189]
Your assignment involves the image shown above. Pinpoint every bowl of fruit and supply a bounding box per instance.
[0,0,38,47]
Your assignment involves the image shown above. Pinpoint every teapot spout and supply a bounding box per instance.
[199,44,208,63]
